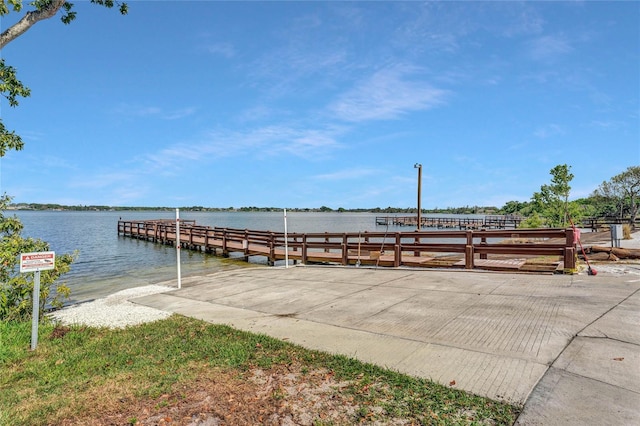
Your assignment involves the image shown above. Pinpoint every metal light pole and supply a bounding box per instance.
[414,163,422,230]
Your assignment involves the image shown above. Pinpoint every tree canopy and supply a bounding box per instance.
[593,166,640,227]
[530,164,575,228]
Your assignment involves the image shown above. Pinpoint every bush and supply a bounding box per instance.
[519,212,545,228]
[623,224,632,239]
[0,195,75,321]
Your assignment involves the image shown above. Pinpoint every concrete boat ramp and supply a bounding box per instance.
[132,266,640,424]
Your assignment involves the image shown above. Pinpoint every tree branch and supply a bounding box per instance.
[0,0,66,50]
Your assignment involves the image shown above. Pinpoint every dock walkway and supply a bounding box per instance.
[118,220,577,272]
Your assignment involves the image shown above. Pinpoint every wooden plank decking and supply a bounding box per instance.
[118,220,576,273]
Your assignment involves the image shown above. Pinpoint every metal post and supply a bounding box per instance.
[176,208,182,289]
[31,270,41,351]
[284,209,289,268]
[414,163,422,230]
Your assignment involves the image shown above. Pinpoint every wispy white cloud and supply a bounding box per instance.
[236,105,279,123]
[206,42,236,58]
[114,105,161,116]
[534,123,565,139]
[589,120,622,129]
[113,104,196,120]
[142,124,345,174]
[16,130,46,142]
[501,3,545,37]
[527,35,572,61]
[312,168,377,181]
[70,170,138,189]
[39,155,77,170]
[245,10,350,98]
[161,107,197,120]
[329,65,449,122]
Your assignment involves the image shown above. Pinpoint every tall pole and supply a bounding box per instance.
[176,208,182,289]
[284,209,289,268]
[414,163,422,230]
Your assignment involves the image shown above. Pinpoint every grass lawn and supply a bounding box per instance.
[1,316,520,425]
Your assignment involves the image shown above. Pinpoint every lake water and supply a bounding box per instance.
[15,210,477,303]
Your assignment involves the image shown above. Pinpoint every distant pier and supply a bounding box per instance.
[375,215,523,230]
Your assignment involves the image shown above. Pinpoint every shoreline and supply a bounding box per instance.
[49,231,640,329]
[48,284,175,329]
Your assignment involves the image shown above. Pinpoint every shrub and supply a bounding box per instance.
[0,195,75,321]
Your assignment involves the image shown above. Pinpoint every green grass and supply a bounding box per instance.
[0,316,520,425]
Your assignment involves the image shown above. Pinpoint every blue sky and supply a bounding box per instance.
[1,1,638,209]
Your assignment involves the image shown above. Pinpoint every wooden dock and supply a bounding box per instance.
[118,220,577,273]
[580,216,638,231]
[375,215,523,229]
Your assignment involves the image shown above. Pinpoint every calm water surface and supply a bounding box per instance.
[15,210,466,303]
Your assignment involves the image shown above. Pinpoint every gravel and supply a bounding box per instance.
[48,284,175,329]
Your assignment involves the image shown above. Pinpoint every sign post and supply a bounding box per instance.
[20,251,55,351]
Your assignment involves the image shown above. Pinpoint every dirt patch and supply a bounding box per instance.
[57,363,411,426]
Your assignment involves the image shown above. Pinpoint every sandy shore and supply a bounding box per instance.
[48,231,640,329]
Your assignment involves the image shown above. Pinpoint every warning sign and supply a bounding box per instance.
[19,251,55,273]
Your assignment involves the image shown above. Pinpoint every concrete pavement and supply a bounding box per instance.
[132,265,640,425]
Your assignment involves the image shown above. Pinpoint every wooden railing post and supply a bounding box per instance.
[269,232,275,265]
[222,228,229,257]
[480,230,487,260]
[465,231,474,269]
[341,243,348,265]
[565,227,576,271]
[302,235,308,264]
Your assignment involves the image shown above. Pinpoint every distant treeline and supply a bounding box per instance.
[8,203,500,214]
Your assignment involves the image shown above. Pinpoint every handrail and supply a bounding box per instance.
[580,216,638,231]
[375,215,523,229]
[117,220,576,271]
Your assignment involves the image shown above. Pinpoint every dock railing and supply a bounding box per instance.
[580,216,638,231]
[118,220,577,272]
[375,215,523,229]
